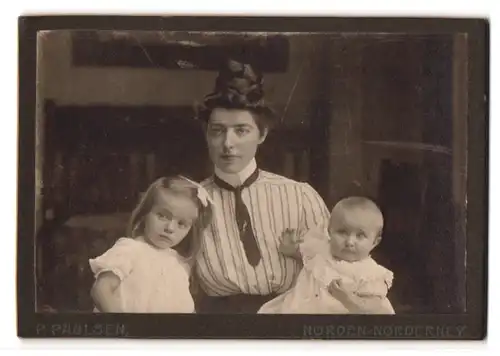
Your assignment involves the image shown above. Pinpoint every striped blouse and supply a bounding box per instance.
[195,169,330,297]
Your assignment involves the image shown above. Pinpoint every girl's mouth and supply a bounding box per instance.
[159,235,172,242]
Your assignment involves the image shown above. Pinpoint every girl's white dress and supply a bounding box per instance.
[89,236,195,313]
[258,230,395,314]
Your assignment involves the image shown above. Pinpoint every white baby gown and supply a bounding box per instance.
[258,229,395,314]
[89,237,195,313]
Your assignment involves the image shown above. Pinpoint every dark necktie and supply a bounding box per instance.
[213,169,261,266]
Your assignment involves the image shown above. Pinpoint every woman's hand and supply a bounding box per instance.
[278,229,303,260]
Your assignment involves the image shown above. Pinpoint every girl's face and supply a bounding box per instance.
[143,189,199,250]
[328,207,383,262]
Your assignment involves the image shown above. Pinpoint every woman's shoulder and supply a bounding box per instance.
[258,172,324,200]
[257,170,302,185]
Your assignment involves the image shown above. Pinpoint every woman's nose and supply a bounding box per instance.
[223,130,236,149]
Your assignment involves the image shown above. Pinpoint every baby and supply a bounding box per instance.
[259,196,395,314]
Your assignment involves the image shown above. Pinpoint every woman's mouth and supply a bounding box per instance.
[221,154,239,161]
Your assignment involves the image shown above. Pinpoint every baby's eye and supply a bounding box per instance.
[336,229,349,236]
[356,232,367,239]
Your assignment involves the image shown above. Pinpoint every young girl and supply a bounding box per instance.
[259,196,395,314]
[89,176,214,313]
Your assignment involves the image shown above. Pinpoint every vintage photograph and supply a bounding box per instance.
[18,16,488,339]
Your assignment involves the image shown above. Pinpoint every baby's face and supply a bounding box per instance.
[327,207,383,262]
[144,189,199,249]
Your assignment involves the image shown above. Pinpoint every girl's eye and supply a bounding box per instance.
[156,212,169,219]
[178,221,189,229]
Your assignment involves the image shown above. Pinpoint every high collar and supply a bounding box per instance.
[214,158,257,188]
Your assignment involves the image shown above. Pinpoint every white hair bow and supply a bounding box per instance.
[181,176,215,208]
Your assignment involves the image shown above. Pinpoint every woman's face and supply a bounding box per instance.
[205,108,267,174]
[143,189,199,249]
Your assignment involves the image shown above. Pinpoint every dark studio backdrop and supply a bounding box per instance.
[34,30,468,315]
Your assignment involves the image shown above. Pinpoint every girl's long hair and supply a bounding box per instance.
[127,176,213,265]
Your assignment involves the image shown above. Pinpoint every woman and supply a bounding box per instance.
[192,58,330,313]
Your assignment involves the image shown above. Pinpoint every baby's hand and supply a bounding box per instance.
[278,228,303,259]
[327,279,352,300]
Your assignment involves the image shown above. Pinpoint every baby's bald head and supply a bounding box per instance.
[329,196,384,240]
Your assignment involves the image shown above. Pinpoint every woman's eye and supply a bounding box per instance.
[235,128,249,135]
[209,127,223,135]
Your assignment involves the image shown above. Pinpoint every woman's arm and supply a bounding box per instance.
[300,183,330,234]
[90,271,123,313]
[278,184,330,261]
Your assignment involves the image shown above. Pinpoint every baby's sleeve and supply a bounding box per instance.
[303,255,342,289]
[88,238,136,281]
[299,228,341,289]
[356,269,394,298]
[299,227,331,262]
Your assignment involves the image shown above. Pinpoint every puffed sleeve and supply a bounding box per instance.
[356,269,394,298]
[303,255,344,289]
[298,183,330,237]
[88,237,137,281]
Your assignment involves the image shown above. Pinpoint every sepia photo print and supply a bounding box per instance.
[18,16,488,339]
